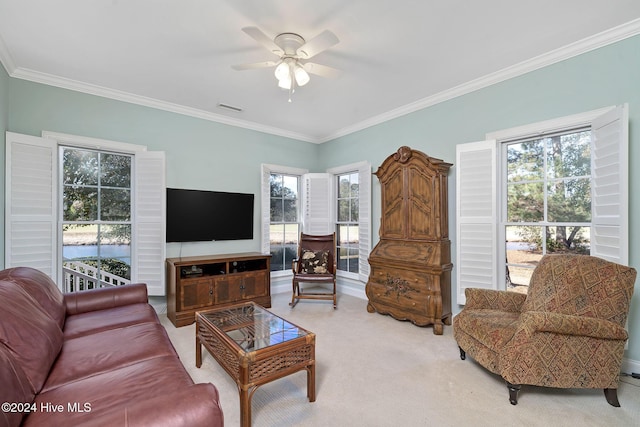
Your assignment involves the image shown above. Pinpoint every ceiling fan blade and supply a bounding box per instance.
[232,61,278,71]
[241,27,284,56]
[303,62,341,79]
[296,30,339,59]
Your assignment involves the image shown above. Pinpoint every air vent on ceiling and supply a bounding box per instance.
[217,103,243,113]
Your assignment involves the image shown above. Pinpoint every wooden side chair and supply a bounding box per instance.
[290,232,337,309]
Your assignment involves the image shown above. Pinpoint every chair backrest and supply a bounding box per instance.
[522,254,637,326]
[296,233,336,275]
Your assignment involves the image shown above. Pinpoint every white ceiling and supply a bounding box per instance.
[1,1,640,143]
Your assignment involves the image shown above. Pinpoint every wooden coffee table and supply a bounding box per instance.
[196,302,316,427]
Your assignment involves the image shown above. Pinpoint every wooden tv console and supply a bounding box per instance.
[166,252,271,327]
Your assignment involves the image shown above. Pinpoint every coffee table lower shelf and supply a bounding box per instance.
[196,303,316,427]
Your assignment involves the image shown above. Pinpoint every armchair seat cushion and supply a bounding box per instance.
[454,309,520,350]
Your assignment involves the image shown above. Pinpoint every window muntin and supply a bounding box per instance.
[504,129,591,291]
[336,172,359,274]
[269,173,300,272]
[61,147,132,289]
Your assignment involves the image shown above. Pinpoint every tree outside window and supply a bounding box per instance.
[269,173,300,271]
[505,129,591,291]
[336,172,359,273]
[61,147,132,288]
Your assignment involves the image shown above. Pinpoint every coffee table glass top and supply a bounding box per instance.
[199,302,309,352]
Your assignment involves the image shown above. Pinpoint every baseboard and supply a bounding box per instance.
[622,357,640,375]
[271,274,367,300]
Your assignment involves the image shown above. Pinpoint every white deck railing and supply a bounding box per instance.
[62,260,130,293]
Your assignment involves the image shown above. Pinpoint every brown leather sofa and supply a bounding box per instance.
[0,267,224,427]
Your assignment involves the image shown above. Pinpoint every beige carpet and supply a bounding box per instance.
[160,292,640,427]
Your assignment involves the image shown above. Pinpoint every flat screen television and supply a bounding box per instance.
[166,188,254,242]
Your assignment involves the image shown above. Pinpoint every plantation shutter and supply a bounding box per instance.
[133,151,166,295]
[590,104,629,264]
[456,140,497,305]
[5,132,57,277]
[302,173,333,234]
[357,162,372,282]
[260,165,272,255]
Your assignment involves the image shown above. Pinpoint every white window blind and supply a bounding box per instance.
[456,140,497,305]
[5,132,57,277]
[133,151,166,295]
[590,104,629,264]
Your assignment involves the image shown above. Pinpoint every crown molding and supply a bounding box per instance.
[2,18,639,144]
[320,18,640,143]
[7,66,318,143]
[0,32,16,75]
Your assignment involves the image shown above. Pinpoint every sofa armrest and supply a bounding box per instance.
[119,383,223,427]
[520,311,628,340]
[464,288,527,312]
[64,283,149,315]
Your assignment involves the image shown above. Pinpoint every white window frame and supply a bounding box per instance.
[261,162,371,284]
[261,164,307,278]
[327,161,372,283]
[5,131,166,295]
[456,105,629,304]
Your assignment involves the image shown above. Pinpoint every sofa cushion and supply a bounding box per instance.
[0,344,35,427]
[0,267,65,328]
[63,302,159,339]
[0,281,63,393]
[43,322,178,392]
[25,356,198,427]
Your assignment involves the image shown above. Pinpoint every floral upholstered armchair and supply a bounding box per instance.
[453,254,637,406]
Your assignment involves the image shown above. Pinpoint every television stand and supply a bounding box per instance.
[166,252,271,327]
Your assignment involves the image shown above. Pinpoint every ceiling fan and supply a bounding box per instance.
[232,26,341,101]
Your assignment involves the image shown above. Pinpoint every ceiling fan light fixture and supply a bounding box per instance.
[277,73,292,90]
[294,64,310,86]
[274,60,290,81]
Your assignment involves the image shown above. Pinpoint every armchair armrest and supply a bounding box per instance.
[64,283,149,315]
[292,258,299,274]
[520,311,628,340]
[464,288,527,312]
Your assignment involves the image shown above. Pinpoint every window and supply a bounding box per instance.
[261,164,307,274]
[269,173,301,272]
[262,162,371,283]
[504,128,592,291]
[327,161,371,282]
[61,147,133,291]
[336,172,359,273]
[456,105,629,304]
[5,131,166,295]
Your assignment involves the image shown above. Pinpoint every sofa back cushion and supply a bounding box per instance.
[0,267,65,328]
[0,281,63,393]
[522,254,637,325]
[0,344,35,427]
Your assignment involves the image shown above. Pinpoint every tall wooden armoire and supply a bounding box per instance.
[366,146,453,335]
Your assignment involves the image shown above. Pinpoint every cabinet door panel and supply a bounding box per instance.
[180,279,212,310]
[215,276,243,304]
[241,272,268,299]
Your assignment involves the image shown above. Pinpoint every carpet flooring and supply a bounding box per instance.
[160,292,640,427]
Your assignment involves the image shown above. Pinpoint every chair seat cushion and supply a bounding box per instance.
[454,309,520,351]
[300,250,330,274]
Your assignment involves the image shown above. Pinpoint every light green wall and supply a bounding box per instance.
[4,34,640,361]
[318,34,640,361]
[6,78,319,258]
